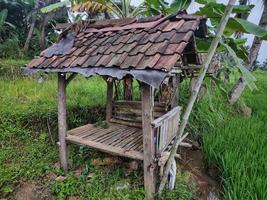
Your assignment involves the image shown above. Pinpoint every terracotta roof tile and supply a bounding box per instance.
[117,42,138,54]
[120,54,143,69]
[106,52,128,67]
[58,56,77,68]
[104,43,124,54]
[95,54,113,66]
[154,30,177,43]
[137,54,161,69]
[145,40,169,56]
[128,43,152,56]
[91,43,111,56]
[154,54,181,70]
[85,45,98,55]
[82,54,101,67]
[138,31,161,45]
[165,42,187,54]
[163,20,184,32]
[170,31,193,43]
[27,13,206,72]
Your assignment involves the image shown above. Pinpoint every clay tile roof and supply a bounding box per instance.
[28,12,206,72]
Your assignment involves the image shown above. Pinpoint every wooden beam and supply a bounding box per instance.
[141,83,156,200]
[106,78,113,121]
[66,73,77,87]
[58,73,68,174]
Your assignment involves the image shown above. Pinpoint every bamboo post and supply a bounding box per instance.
[141,83,156,200]
[58,73,68,174]
[106,78,113,121]
[158,0,237,195]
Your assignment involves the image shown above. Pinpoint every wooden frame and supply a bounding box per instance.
[106,78,113,121]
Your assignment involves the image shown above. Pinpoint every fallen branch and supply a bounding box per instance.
[158,0,237,195]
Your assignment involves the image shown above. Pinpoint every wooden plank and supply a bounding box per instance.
[95,128,125,142]
[76,126,108,138]
[113,101,166,112]
[58,73,68,174]
[111,128,139,146]
[136,141,144,151]
[102,127,137,144]
[113,106,165,118]
[118,130,141,148]
[109,118,142,128]
[125,134,143,150]
[68,124,93,135]
[114,100,165,107]
[141,83,156,199]
[66,135,143,160]
[106,79,113,121]
[129,137,143,151]
[86,126,119,140]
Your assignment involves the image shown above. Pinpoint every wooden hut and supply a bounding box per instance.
[25,11,206,199]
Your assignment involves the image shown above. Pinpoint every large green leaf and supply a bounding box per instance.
[227,18,267,40]
[40,1,70,13]
[166,0,192,14]
[220,41,256,90]
[196,1,254,16]
[233,4,254,14]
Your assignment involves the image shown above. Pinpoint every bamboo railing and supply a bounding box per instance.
[152,106,181,155]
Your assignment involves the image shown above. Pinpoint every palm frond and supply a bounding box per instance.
[72,1,108,13]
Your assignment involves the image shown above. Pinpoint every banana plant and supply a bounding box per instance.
[195,0,267,89]
[41,0,192,18]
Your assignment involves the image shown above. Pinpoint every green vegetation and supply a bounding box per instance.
[191,71,267,199]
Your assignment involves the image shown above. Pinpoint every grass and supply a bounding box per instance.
[0,59,196,199]
[191,71,267,199]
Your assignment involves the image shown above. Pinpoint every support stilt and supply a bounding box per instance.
[58,73,68,174]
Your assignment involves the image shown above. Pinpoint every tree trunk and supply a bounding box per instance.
[23,0,39,53]
[228,1,267,104]
[39,15,47,51]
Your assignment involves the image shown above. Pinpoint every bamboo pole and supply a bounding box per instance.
[158,0,237,195]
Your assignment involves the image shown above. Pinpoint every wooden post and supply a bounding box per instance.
[141,83,156,200]
[171,75,180,108]
[106,78,113,121]
[58,73,68,174]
